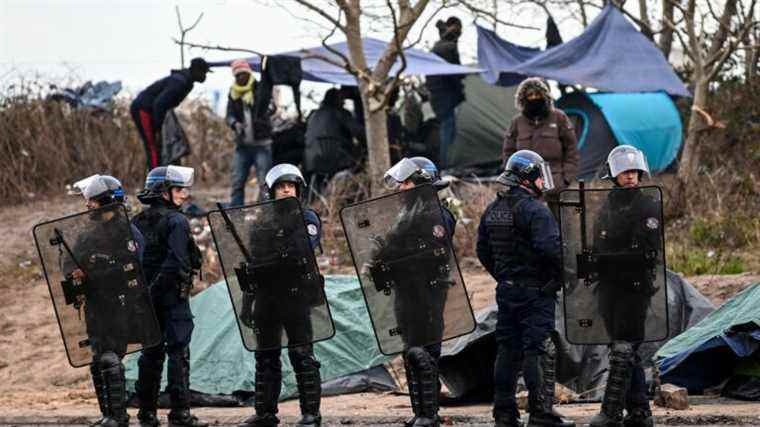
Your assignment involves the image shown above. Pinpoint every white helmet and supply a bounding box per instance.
[265,163,306,198]
[607,145,650,179]
[70,174,125,204]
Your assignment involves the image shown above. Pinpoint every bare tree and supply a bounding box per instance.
[664,0,758,209]
[175,6,204,68]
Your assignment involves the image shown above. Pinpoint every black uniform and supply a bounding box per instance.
[592,187,661,414]
[240,206,323,425]
[132,198,202,421]
[477,186,561,423]
[63,216,147,426]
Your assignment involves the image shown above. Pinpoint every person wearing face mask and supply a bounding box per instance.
[501,77,578,219]
[426,16,465,169]
[131,166,207,427]
[131,58,212,171]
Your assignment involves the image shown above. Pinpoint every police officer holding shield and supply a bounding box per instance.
[382,157,456,427]
[237,164,324,427]
[477,150,574,427]
[65,175,148,427]
[132,166,207,427]
[588,145,659,427]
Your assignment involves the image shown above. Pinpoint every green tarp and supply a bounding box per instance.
[125,275,391,400]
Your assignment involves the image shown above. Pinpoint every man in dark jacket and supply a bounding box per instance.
[501,77,579,219]
[226,59,274,207]
[477,150,574,427]
[132,166,207,427]
[426,17,465,169]
[303,89,364,181]
[131,58,211,171]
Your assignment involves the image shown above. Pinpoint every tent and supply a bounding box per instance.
[439,271,714,401]
[124,276,392,401]
[477,5,690,97]
[210,38,483,86]
[556,91,683,179]
[656,283,760,397]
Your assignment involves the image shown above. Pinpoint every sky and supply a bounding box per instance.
[0,0,600,113]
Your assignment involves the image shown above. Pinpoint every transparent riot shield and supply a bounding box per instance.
[340,184,476,356]
[559,185,669,345]
[207,197,334,352]
[33,204,160,367]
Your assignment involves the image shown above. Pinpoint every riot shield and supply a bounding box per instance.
[559,185,668,345]
[207,197,334,352]
[33,204,160,367]
[340,184,476,356]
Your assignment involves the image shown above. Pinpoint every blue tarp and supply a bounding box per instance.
[587,92,683,172]
[124,276,391,400]
[210,38,483,86]
[477,5,690,97]
[656,283,760,392]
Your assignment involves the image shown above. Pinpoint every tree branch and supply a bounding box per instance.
[175,6,204,68]
[172,39,263,57]
[293,0,346,32]
[371,0,408,113]
[457,0,541,30]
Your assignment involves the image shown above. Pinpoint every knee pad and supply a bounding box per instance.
[406,346,437,372]
[256,350,283,374]
[289,345,320,372]
[98,351,121,370]
[611,342,634,362]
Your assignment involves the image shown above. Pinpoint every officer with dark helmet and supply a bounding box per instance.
[380,156,456,427]
[476,150,574,427]
[132,166,207,427]
[588,145,659,427]
[66,175,147,427]
[238,163,324,427]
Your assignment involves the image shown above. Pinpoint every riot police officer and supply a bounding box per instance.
[68,175,147,427]
[588,145,659,427]
[476,150,574,427]
[381,157,456,427]
[238,163,324,427]
[132,166,207,427]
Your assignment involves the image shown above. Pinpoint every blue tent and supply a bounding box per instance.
[557,91,683,178]
[477,5,690,97]
[211,37,482,86]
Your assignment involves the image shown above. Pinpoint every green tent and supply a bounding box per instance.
[125,275,391,400]
[448,75,518,171]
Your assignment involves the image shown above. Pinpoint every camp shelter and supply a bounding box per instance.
[445,74,517,174]
[656,283,760,398]
[477,4,690,97]
[556,91,683,179]
[124,276,392,401]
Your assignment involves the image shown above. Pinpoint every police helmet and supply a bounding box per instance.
[497,150,555,192]
[71,174,125,205]
[606,145,650,179]
[384,157,445,190]
[265,163,306,199]
[138,165,195,203]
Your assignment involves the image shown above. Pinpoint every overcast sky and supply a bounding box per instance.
[0,0,602,112]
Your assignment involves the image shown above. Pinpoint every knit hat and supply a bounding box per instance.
[231,59,252,76]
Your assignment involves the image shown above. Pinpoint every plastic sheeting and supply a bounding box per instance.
[124,275,391,400]
[656,283,760,393]
[477,5,690,97]
[210,38,483,86]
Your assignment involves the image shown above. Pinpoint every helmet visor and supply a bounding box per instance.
[540,163,555,192]
[383,158,419,190]
[166,166,195,188]
[608,148,650,178]
[265,163,304,189]
[71,174,108,200]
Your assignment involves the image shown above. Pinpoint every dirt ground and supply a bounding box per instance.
[1,189,759,425]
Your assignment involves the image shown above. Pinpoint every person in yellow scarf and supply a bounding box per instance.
[226,58,274,206]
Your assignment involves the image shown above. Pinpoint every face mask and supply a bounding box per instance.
[523,98,548,119]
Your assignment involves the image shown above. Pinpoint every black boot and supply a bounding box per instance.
[589,343,634,427]
[493,344,522,427]
[136,350,164,427]
[293,350,322,427]
[100,354,130,427]
[406,347,440,427]
[90,362,110,427]
[239,367,282,427]
[404,356,420,427]
[524,339,574,427]
[623,408,653,427]
[167,349,208,427]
